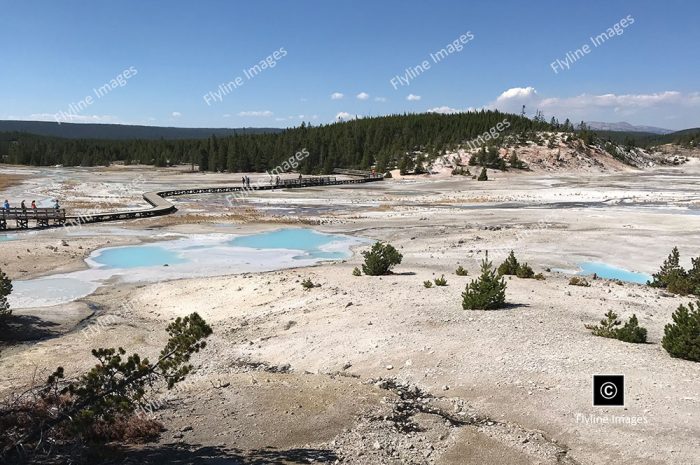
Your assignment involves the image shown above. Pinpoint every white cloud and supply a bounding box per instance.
[427,106,461,114]
[374,96,387,102]
[486,86,700,128]
[356,92,370,100]
[496,86,538,102]
[238,110,273,117]
[222,114,231,118]
[172,111,182,117]
[335,111,357,121]
[406,94,421,101]
[331,92,344,100]
[538,91,699,110]
[486,86,540,114]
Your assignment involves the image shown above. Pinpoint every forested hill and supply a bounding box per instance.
[1,111,557,172]
[594,128,700,148]
[0,120,280,140]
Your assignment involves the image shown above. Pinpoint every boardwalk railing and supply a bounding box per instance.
[0,173,384,231]
[332,168,382,178]
[0,207,66,230]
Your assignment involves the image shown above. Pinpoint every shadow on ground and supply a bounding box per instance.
[0,315,60,342]
[100,444,339,465]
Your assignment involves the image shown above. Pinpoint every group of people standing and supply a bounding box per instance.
[2,199,60,212]
[240,175,298,189]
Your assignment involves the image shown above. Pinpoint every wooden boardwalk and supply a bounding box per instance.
[1,208,67,230]
[0,174,384,231]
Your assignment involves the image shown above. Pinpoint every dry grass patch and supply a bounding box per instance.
[0,175,26,191]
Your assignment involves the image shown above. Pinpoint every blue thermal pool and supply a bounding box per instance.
[577,262,651,284]
[91,245,187,268]
[9,228,368,308]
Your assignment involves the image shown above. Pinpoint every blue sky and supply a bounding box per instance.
[1,0,698,129]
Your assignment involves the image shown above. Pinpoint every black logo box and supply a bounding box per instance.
[593,375,625,407]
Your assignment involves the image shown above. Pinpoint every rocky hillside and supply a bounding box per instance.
[428,131,688,175]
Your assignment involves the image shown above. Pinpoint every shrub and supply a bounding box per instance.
[648,247,699,295]
[498,252,535,278]
[352,267,362,276]
[662,301,700,362]
[0,268,12,321]
[361,242,403,276]
[585,310,620,338]
[569,276,590,287]
[688,257,700,292]
[434,275,447,286]
[516,263,535,279]
[585,311,647,343]
[649,247,684,288]
[477,167,488,181]
[534,273,546,280]
[301,278,317,289]
[470,146,506,170]
[455,266,468,276]
[616,314,648,343]
[0,313,212,460]
[462,254,507,310]
[423,280,433,288]
[498,251,519,276]
[667,272,694,295]
[508,151,527,169]
[451,167,471,176]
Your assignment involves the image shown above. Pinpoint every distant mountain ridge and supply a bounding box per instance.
[0,120,282,140]
[584,121,674,135]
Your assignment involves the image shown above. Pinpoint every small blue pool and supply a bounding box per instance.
[228,228,352,259]
[578,262,651,284]
[92,245,187,268]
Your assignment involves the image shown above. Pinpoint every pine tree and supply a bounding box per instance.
[361,242,403,276]
[662,301,700,361]
[508,151,526,169]
[477,167,488,181]
[585,310,621,338]
[498,251,519,275]
[616,314,648,343]
[462,253,507,310]
[649,247,692,294]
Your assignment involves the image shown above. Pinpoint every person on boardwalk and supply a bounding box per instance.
[53,199,60,210]
[31,200,37,209]
[21,200,26,212]
[2,200,9,211]
[246,176,251,188]
[298,173,303,184]
[241,176,245,187]
[276,176,280,186]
